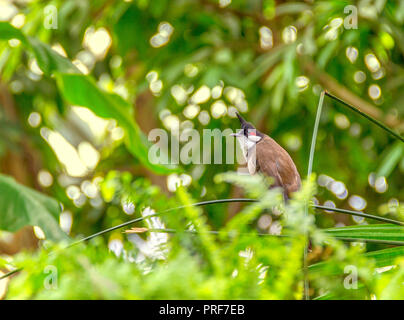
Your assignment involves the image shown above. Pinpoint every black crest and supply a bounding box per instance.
[235,112,262,137]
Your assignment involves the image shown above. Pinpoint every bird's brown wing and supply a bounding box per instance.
[256,136,301,198]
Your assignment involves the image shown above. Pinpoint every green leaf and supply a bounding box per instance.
[0,174,69,242]
[55,73,177,174]
[27,37,77,74]
[310,225,404,274]
[275,2,311,17]
[324,224,404,242]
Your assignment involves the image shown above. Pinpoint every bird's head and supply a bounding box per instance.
[230,112,263,145]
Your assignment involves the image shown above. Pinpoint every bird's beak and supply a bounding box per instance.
[230,131,243,137]
[236,112,248,126]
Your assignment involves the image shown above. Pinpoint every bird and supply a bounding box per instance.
[231,112,301,200]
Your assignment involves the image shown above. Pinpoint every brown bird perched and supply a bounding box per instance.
[231,113,301,200]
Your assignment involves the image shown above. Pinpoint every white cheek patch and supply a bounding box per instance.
[248,135,262,143]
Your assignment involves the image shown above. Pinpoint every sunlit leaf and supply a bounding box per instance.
[0,22,177,175]
[376,141,404,178]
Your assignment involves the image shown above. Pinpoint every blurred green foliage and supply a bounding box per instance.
[1,0,404,299]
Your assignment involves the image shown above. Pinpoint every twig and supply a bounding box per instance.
[303,60,401,129]
[331,237,404,246]
[0,268,21,281]
[325,91,404,143]
[2,199,403,280]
